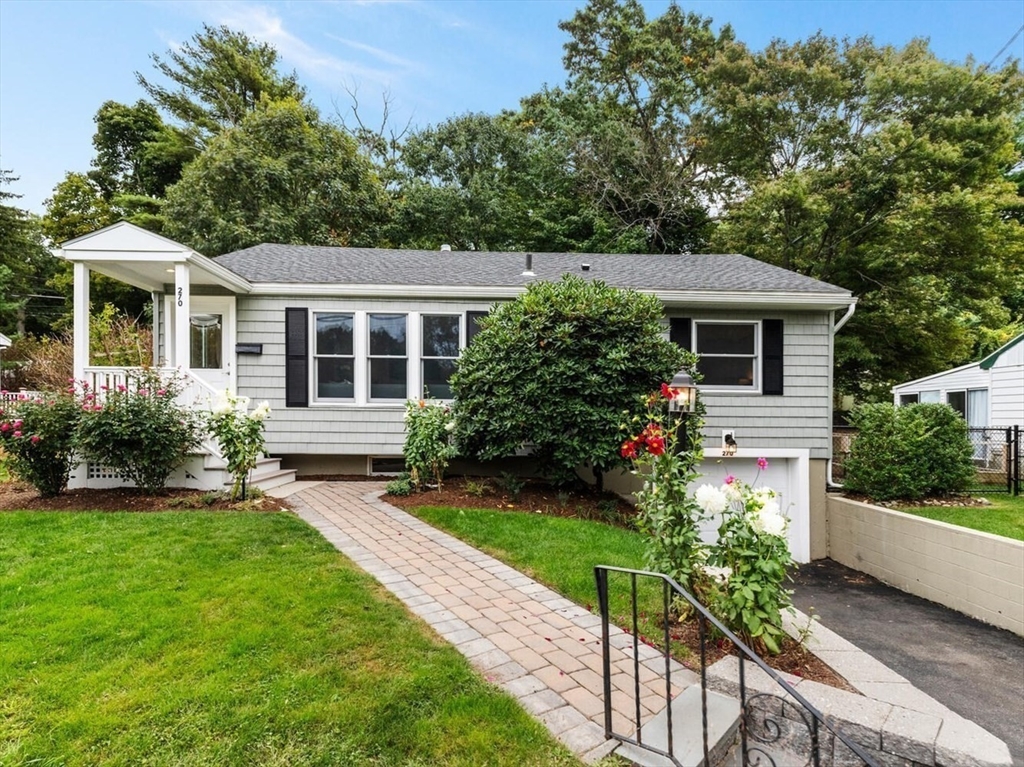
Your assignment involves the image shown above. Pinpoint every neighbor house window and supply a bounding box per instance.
[694,321,758,389]
[315,313,354,400]
[899,393,919,406]
[946,390,966,418]
[919,390,940,404]
[368,313,407,400]
[421,314,460,399]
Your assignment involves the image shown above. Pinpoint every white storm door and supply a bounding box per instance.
[188,296,236,394]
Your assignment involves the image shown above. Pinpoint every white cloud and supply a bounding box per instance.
[206,2,403,87]
[324,35,416,70]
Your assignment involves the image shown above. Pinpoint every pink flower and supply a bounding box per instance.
[13,430,22,438]
[757,457,769,470]
[100,385,109,391]
[93,405,103,411]
[30,435,40,444]
[117,384,127,392]
[156,389,166,396]
[0,423,9,433]
[13,420,22,429]
[67,378,75,384]
[724,474,735,485]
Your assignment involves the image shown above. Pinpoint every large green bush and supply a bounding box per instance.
[77,371,202,494]
[451,275,688,487]
[0,390,82,496]
[844,403,975,501]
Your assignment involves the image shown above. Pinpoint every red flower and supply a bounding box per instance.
[621,439,639,459]
[660,382,673,399]
[30,435,40,444]
[646,436,666,456]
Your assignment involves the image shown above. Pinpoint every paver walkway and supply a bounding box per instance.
[290,481,697,763]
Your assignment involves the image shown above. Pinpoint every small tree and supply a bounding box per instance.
[0,390,82,497]
[844,403,975,501]
[452,275,687,488]
[77,371,201,494]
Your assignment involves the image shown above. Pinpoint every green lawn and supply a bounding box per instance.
[896,494,1024,540]
[0,511,579,767]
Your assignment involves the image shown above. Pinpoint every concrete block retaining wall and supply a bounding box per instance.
[826,496,1024,636]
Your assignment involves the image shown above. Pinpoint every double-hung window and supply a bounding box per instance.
[421,314,460,399]
[368,313,408,400]
[694,321,759,390]
[315,313,355,400]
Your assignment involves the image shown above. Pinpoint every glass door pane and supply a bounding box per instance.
[190,314,222,369]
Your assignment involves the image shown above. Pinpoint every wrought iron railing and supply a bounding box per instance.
[595,565,879,767]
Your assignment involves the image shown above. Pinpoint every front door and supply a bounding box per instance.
[188,296,235,393]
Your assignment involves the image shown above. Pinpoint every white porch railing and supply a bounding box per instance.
[82,366,225,459]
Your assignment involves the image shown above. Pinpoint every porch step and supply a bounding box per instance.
[246,469,298,491]
[614,685,741,767]
[207,455,298,492]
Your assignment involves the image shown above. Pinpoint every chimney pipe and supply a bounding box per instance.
[523,253,534,276]
[581,263,591,272]
[440,244,452,252]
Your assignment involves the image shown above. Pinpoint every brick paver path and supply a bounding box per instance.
[291,482,697,764]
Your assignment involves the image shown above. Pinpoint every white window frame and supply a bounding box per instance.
[367,312,409,402]
[693,320,761,393]
[420,313,462,401]
[313,311,356,403]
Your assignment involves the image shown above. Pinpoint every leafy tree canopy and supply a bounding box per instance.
[451,275,689,488]
[162,99,389,256]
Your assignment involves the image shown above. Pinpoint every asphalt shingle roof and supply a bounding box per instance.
[213,245,851,295]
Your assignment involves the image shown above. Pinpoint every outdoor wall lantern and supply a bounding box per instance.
[667,369,698,453]
[667,370,697,414]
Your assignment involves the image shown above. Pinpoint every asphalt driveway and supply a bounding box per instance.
[791,559,1024,766]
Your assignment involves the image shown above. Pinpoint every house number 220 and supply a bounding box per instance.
[177,287,183,307]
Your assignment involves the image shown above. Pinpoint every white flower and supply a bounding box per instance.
[761,500,781,517]
[211,392,233,415]
[701,564,733,583]
[250,401,271,421]
[750,507,788,537]
[234,395,251,412]
[695,484,729,515]
[722,482,742,502]
[444,420,456,432]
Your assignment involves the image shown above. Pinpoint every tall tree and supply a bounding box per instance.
[707,36,1024,397]
[392,111,618,252]
[137,25,306,145]
[163,99,388,256]
[0,171,63,336]
[530,0,733,253]
[90,100,195,200]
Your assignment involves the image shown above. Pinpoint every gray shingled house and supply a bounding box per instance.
[61,222,856,561]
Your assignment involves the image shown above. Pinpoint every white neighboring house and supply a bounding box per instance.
[0,333,11,384]
[59,222,859,562]
[891,333,1024,430]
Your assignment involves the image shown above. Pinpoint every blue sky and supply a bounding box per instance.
[1,0,1022,214]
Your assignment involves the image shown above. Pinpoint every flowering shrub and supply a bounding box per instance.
[621,382,706,591]
[693,465,795,654]
[403,399,457,489]
[0,389,82,496]
[206,392,271,500]
[76,371,201,494]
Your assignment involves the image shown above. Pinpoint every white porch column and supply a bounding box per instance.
[72,261,90,381]
[174,262,191,370]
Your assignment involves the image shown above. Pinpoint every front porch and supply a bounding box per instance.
[60,222,251,394]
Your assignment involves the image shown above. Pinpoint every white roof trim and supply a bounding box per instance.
[246,282,855,309]
[0,332,11,349]
[60,220,193,252]
[890,359,981,392]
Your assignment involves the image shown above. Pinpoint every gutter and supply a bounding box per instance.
[828,300,858,489]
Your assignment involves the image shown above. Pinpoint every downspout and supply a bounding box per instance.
[828,301,857,488]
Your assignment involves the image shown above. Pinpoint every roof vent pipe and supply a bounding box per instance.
[581,263,591,272]
[523,253,534,276]
[440,244,452,252]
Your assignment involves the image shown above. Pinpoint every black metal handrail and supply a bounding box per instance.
[595,565,880,767]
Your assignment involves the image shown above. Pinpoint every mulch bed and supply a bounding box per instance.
[0,482,292,512]
[383,475,637,523]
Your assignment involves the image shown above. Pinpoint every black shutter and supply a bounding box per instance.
[466,310,488,346]
[763,319,784,396]
[285,308,309,407]
[670,318,692,351]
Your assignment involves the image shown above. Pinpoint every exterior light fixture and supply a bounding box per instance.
[667,370,697,414]
[667,369,698,453]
